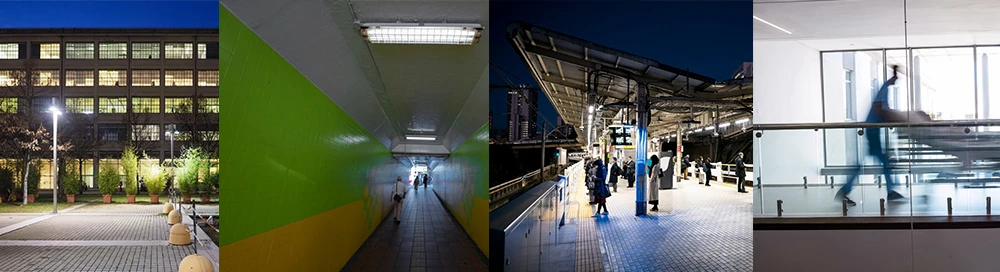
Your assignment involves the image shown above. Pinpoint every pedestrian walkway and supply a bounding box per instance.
[343,186,488,272]
[0,199,214,271]
[594,176,753,271]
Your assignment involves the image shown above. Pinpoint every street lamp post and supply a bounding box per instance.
[49,101,62,214]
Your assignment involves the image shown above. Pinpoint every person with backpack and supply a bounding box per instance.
[391,176,408,224]
[592,158,610,216]
[648,155,662,211]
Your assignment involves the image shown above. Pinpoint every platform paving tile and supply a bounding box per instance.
[594,177,753,271]
[0,245,194,272]
[343,185,488,272]
[0,215,37,230]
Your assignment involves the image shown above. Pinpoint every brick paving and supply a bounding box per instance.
[595,177,753,271]
[0,245,194,272]
[0,215,36,229]
[343,186,488,272]
[0,215,169,241]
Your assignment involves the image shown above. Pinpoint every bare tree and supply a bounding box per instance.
[175,94,218,158]
[120,108,157,156]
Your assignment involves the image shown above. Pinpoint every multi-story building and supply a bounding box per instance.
[507,86,537,142]
[0,28,219,189]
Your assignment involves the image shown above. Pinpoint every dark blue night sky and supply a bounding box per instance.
[489,1,751,134]
[0,1,218,29]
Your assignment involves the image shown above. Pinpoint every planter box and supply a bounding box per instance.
[182,195,191,203]
[201,195,211,203]
[127,194,136,204]
[103,194,112,203]
[150,194,160,204]
[67,194,76,203]
[26,194,35,203]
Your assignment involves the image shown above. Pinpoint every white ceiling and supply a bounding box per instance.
[221,0,488,155]
[754,0,1000,50]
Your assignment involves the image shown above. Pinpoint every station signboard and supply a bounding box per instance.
[609,125,633,146]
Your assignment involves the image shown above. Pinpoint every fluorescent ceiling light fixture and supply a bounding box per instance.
[705,126,714,131]
[405,135,436,141]
[735,118,751,124]
[720,122,731,128]
[753,15,792,35]
[588,105,594,113]
[694,128,703,133]
[360,23,483,45]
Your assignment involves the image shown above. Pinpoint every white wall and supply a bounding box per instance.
[753,41,824,185]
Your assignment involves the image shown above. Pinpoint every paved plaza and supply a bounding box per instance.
[0,197,218,271]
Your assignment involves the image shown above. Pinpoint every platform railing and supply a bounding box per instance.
[490,164,561,211]
[753,119,1000,218]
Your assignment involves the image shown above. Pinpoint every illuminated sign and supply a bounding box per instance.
[609,125,633,146]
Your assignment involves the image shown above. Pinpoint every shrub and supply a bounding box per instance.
[143,165,166,196]
[61,163,80,195]
[177,147,206,195]
[0,168,13,200]
[98,163,119,195]
[205,171,219,195]
[122,146,138,195]
[27,163,41,195]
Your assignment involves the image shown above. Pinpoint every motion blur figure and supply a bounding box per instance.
[836,65,906,206]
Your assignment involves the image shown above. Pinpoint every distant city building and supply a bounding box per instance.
[732,62,752,79]
[507,85,537,142]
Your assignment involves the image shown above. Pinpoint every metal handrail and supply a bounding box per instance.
[753,119,1000,130]
[489,164,560,211]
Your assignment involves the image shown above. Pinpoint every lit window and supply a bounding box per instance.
[65,97,94,114]
[165,97,193,113]
[99,43,127,59]
[99,124,125,141]
[131,43,160,59]
[165,43,194,59]
[0,43,17,59]
[39,43,60,59]
[0,70,15,86]
[132,70,160,86]
[173,131,193,141]
[65,70,95,86]
[132,97,160,113]
[0,98,17,113]
[165,70,193,86]
[98,70,127,86]
[199,97,219,113]
[99,97,127,114]
[197,42,219,59]
[65,43,94,59]
[198,70,219,86]
[132,125,160,141]
[32,70,59,86]
[202,130,219,141]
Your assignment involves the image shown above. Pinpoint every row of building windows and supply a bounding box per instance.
[0,97,218,114]
[0,70,218,87]
[0,42,219,60]
[96,124,218,141]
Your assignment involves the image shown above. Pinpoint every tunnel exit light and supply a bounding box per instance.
[360,23,483,45]
[406,135,437,141]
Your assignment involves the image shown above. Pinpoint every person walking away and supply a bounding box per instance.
[391,176,408,224]
[837,65,904,206]
[682,155,691,181]
[704,158,714,186]
[609,157,621,193]
[735,152,747,193]
[696,157,704,184]
[424,174,429,188]
[592,158,609,216]
[648,155,662,211]
[625,156,636,188]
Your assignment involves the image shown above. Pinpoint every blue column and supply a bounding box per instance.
[635,84,648,216]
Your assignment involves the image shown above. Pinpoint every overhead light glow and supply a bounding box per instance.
[753,15,792,35]
[720,122,731,128]
[406,135,436,141]
[589,105,594,113]
[735,118,751,124]
[361,23,483,45]
[694,128,703,133]
[48,106,61,115]
[705,126,714,131]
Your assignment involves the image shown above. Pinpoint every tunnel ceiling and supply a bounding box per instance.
[753,0,1000,50]
[222,0,488,155]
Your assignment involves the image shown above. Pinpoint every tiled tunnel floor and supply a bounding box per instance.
[343,185,488,272]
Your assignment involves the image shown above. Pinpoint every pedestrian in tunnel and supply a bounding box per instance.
[625,156,636,188]
[424,174,429,188]
[704,157,713,186]
[391,176,408,224]
[648,155,662,211]
[735,152,747,193]
[837,65,905,206]
[609,157,621,193]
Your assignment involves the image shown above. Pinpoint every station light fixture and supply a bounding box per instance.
[588,105,594,113]
[405,135,437,141]
[719,122,731,128]
[694,128,703,133]
[753,15,792,35]
[705,126,714,131]
[360,23,483,45]
[735,118,751,125]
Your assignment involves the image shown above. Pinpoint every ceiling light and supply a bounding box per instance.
[753,15,792,35]
[588,105,594,113]
[405,135,436,141]
[735,118,751,125]
[720,122,731,128]
[705,126,714,131]
[694,128,703,133]
[360,23,483,45]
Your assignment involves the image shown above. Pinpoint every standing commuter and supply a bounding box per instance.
[609,157,621,193]
[648,155,662,211]
[735,152,747,193]
[424,174,429,188]
[704,158,713,186]
[837,65,905,205]
[625,156,636,188]
[391,176,408,224]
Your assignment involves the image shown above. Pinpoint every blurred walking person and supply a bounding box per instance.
[391,176,408,224]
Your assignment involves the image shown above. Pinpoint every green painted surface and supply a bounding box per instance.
[432,124,489,252]
[219,6,398,247]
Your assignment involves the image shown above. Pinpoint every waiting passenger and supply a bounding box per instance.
[391,176,408,224]
[736,152,747,193]
[648,155,662,211]
[836,65,905,206]
[609,157,621,193]
[625,156,636,188]
[704,158,713,186]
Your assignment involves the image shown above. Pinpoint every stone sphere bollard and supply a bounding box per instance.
[178,254,214,272]
[168,223,191,245]
[168,209,182,225]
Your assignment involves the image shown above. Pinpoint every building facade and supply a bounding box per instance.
[0,28,219,189]
[507,86,537,142]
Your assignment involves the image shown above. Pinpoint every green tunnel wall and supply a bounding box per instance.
[218,6,408,271]
[432,124,490,256]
